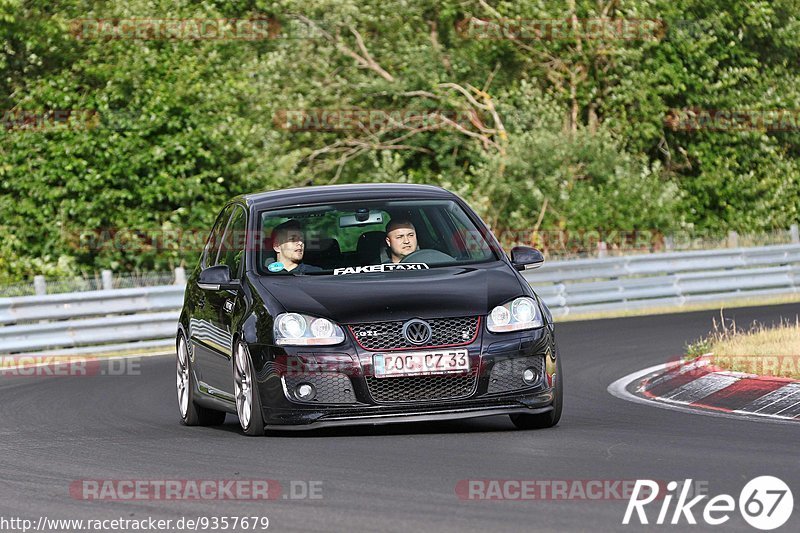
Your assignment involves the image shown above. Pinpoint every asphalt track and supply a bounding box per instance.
[1,303,798,532]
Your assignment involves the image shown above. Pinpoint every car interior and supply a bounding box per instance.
[258,203,490,273]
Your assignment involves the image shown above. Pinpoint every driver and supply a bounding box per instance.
[384,219,419,263]
[269,219,322,274]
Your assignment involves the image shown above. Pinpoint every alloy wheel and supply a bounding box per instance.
[234,343,253,429]
[176,337,190,418]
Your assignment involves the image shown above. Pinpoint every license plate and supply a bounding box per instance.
[373,349,470,378]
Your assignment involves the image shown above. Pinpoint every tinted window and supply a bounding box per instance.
[441,202,496,261]
[256,199,498,276]
[202,205,233,269]
[217,206,247,277]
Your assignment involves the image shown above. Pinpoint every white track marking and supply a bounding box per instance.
[737,383,800,414]
[608,363,800,426]
[662,373,739,402]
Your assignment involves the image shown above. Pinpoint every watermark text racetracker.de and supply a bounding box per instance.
[454,17,664,41]
[273,108,479,132]
[0,516,269,532]
[63,227,673,257]
[0,356,140,377]
[68,16,338,41]
[708,354,800,378]
[456,479,708,501]
[69,479,323,501]
[659,354,800,380]
[69,18,280,40]
[2,109,99,131]
[665,108,800,132]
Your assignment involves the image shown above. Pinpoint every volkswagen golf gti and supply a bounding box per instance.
[176,183,562,435]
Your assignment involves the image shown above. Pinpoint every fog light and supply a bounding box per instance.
[295,383,316,400]
[522,367,538,385]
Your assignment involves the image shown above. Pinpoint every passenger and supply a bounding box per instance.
[268,220,322,274]
[384,219,419,263]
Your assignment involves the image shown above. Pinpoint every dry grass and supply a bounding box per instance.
[686,311,800,379]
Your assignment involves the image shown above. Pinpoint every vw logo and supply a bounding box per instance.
[402,319,432,345]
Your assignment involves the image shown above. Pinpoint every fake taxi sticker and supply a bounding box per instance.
[333,263,429,276]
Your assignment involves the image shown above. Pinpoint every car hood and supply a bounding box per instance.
[254,262,527,324]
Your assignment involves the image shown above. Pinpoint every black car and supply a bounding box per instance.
[176,183,562,435]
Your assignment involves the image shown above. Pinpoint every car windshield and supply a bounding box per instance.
[255,199,498,276]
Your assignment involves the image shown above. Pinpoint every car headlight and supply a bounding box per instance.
[487,297,543,332]
[274,313,345,345]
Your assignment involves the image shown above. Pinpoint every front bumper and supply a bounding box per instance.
[250,325,558,428]
[264,398,554,430]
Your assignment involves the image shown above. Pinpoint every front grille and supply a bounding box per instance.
[365,372,477,402]
[487,356,544,394]
[350,316,479,351]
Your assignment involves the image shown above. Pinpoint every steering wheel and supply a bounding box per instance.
[400,249,455,264]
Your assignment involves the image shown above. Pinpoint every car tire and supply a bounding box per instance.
[233,341,265,436]
[177,334,226,426]
[510,353,563,430]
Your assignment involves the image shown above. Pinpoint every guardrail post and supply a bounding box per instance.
[174,267,186,285]
[597,241,608,258]
[727,231,739,248]
[34,275,47,295]
[101,269,114,291]
[791,224,799,244]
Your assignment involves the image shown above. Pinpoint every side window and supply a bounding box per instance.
[202,205,233,269]
[217,206,247,278]
[417,208,445,251]
[443,205,494,261]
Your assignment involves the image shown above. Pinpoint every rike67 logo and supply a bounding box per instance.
[623,476,793,530]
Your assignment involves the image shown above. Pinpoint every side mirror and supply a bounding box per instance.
[197,265,240,291]
[510,246,545,271]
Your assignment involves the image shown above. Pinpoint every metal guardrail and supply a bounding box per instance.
[0,282,185,355]
[0,312,179,353]
[0,286,184,324]
[524,244,800,316]
[0,244,798,355]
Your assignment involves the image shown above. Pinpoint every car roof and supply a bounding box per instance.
[238,183,456,210]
